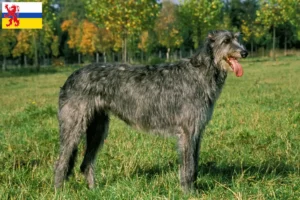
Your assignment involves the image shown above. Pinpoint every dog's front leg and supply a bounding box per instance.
[177,126,201,192]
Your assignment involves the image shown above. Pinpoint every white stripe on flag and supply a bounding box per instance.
[2,2,42,13]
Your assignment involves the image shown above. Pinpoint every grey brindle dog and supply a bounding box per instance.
[54,30,248,192]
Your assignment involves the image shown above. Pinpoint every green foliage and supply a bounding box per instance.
[255,0,300,60]
[8,0,59,68]
[0,30,16,57]
[57,0,86,20]
[256,0,287,28]
[51,36,60,57]
[240,0,265,54]
[86,0,159,37]
[1,0,300,64]
[154,1,183,51]
[96,28,116,53]
[85,0,159,62]
[138,31,150,52]
[179,0,223,48]
[12,30,33,58]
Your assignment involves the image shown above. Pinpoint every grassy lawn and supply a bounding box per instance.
[0,57,299,199]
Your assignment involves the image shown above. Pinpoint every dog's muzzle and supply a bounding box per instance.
[241,50,248,58]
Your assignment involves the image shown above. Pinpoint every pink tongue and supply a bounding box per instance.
[229,58,243,77]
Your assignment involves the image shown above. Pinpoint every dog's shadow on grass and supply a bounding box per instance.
[132,161,176,181]
[196,161,297,191]
[131,160,297,191]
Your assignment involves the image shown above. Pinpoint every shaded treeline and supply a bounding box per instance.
[0,0,300,71]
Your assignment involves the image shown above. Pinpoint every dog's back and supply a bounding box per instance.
[59,58,225,133]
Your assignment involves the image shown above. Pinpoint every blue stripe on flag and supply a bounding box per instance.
[2,13,42,18]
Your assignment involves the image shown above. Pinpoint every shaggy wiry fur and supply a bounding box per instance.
[54,30,248,192]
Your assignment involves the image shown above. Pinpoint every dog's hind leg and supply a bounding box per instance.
[177,125,202,192]
[80,110,109,189]
[54,101,89,188]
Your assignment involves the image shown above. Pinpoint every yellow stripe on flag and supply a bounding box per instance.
[2,18,42,29]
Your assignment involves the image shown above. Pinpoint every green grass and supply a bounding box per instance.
[0,57,299,199]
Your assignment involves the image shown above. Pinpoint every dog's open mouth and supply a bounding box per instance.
[226,57,243,77]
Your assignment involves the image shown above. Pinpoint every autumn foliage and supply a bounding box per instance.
[0,0,300,69]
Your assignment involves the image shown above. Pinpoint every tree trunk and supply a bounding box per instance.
[24,55,27,67]
[190,49,193,57]
[180,49,182,59]
[284,30,287,56]
[159,50,162,58]
[96,52,99,63]
[251,39,254,57]
[141,51,144,62]
[33,34,39,71]
[103,52,107,63]
[166,48,170,61]
[174,50,178,60]
[78,53,81,64]
[2,57,6,71]
[122,38,127,62]
[272,25,276,61]
[43,54,46,66]
[2,56,6,71]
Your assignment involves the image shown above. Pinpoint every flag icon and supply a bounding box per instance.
[2,2,42,29]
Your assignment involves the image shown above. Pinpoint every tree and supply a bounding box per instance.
[240,0,262,55]
[85,0,159,62]
[79,20,116,63]
[280,0,300,56]
[61,13,82,64]
[256,0,293,60]
[62,16,116,63]
[226,0,245,30]
[96,28,116,63]
[40,21,59,65]
[51,35,60,57]
[138,31,150,62]
[12,30,44,70]
[10,0,58,70]
[241,21,265,56]
[52,0,85,63]
[0,30,16,71]
[179,0,223,48]
[79,20,99,55]
[154,0,183,61]
[56,0,86,20]
[12,30,32,67]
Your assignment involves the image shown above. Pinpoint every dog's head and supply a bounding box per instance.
[207,30,248,77]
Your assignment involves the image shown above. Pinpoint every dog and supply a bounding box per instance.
[54,30,248,192]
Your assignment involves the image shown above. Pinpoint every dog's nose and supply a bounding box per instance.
[241,50,248,58]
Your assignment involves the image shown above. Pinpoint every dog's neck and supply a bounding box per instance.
[189,42,227,102]
[190,42,227,82]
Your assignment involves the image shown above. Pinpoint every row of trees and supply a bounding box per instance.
[1,0,300,71]
[0,0,58,71]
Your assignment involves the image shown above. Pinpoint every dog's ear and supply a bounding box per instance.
[207,33,215,42]
[234,32,241,38]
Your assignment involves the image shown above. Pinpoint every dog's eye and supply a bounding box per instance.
[223,39,230,44]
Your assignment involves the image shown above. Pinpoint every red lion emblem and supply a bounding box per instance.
[4,4,20,27]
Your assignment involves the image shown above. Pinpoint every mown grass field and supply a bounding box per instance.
[0,57,299,199]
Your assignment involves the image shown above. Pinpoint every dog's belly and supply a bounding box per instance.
[107,100,215,137]
[109,106,176,131]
